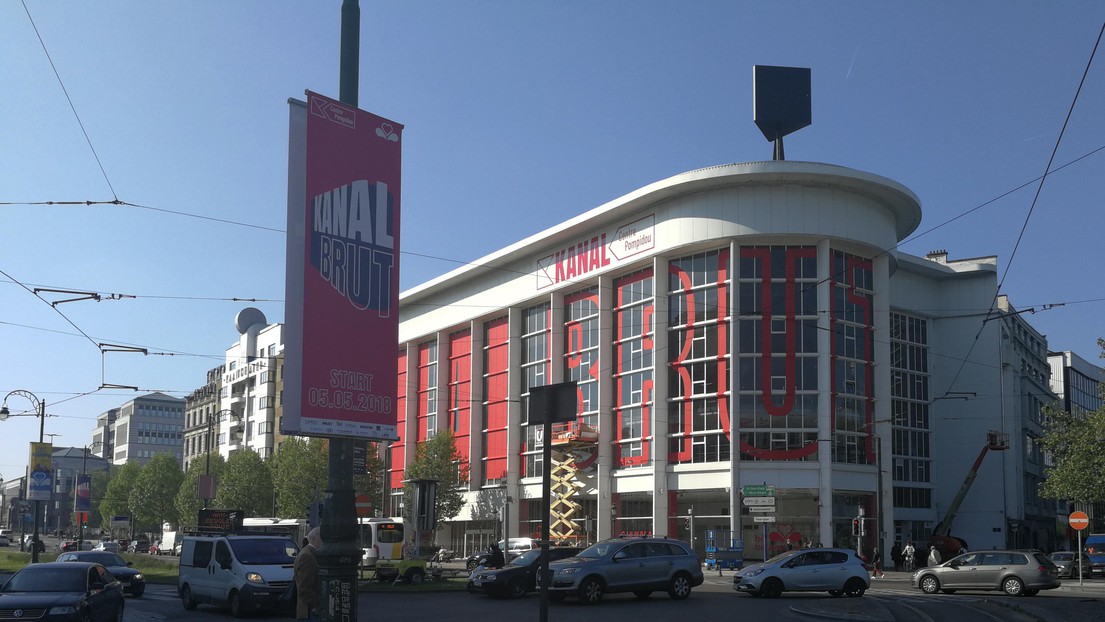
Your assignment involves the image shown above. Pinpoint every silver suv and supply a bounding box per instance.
[541,537,703,604]
[912,549,1060,596]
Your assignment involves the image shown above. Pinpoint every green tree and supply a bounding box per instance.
[1038,400,1105,504]
[99,461,141,527]
[271,437,327,518]
[403,429,469,531]
[355,442,387,517]
[176,454,226,527]
[129,453,184,530]
[214,449,274,516]
[88,468,112,530]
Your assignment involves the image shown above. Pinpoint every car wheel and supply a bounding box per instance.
[406,567,425,585]
[633,590,651,599]
[843,577,866,597]
[578,576,604,604]
[828,590,844,597]
[1002,576,1025,596]
[467,559,479,572]
[919,575,940,594]
[229,590,244,618]
[180,584,197,611]
[506,577,526,599]
[668,572,693,600]
[1023,589,1039,596]
[761,577,784,598]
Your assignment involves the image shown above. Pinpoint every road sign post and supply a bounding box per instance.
[1070,511,1090,585]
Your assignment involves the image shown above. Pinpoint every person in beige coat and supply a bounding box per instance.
[294,528,322,621]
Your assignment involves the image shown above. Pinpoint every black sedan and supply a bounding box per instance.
[468,547,583,598]
[56,551,145,597]
[0,561,124,621]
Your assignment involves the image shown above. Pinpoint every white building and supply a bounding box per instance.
[90,392,184,466]
[392,160,1053,559]
[216,308,283,460]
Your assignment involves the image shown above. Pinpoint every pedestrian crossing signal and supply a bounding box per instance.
[852,518,860,536]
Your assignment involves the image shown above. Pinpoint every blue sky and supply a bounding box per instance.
[2,1,1104,477]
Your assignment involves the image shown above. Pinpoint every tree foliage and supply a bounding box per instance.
[99,461,141,525]
[214,449,274,516]
[88,468,112,530]
[1038,402,1105,503]
[271,437,327,518]
[403,428,469,531]
[176,454,226,527]
[129,453,184,530]
[355,442,387,517]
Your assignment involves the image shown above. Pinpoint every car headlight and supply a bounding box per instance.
[743,568,764,577]
[481,574,497,582]
[559,567,581,575]
[246,572,265,584]
[132,573,144,581]
[49,606,76,615]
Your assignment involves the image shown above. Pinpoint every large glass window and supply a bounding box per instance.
[889,312,932,488]
[668,250,731,464]
[564,288,600,427]
[417,340,438,440]
[831,251,874,465]
[614,270,654,467]
[521,303,550,478]
[736,246,818,461]
[482,317,510,486]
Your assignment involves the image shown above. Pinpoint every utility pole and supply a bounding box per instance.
[316,3,361,622]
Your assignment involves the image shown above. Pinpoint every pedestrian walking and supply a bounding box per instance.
[294,527,321,622]
[871,547,885,578]
[890,542,902,572]
[927,545,942,567]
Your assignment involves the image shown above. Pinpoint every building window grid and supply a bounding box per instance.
[830,251,874,466]
[564,289,600,427]
[418,341,438,439]
[481,317,510,487]
[614,271,654,466]
[889,313,932,492]
[521,303,550,478]
[669,250,732,464]
[735,246,817,462]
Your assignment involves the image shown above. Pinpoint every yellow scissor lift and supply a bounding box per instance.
[548,422,599,544]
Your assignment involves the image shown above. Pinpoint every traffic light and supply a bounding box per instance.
[851,518,860,536]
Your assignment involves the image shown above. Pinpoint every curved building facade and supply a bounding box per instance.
[395,160,1008,560]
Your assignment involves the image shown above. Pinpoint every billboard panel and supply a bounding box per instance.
[27,442,53,501]
[283,91,402,440]
[74,474,91,512]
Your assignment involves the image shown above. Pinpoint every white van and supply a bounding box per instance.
[178,534,298,617]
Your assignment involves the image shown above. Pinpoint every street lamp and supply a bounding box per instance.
[204,409,238,508]
[76,441,104,552]
[1,390,48,563]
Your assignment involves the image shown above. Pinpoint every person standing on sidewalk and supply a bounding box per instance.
[294,528,321,622]
[890,542,902,571]
[870,547,886,579]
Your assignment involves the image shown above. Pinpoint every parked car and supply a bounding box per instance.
[0,561,125,621]
[1049,551,1092,579]
[128,539,150,554]
[465,538,545,571]
[93,541,121,553]
[540,537,703,604]
[733,548,869,598]
[912,549,1060,596]
[468,546,583,598]
[0,535,9,547]
[57,550,146,597]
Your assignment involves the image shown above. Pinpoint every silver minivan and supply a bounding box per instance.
[178,534,298,617]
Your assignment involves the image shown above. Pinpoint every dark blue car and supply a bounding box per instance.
[0,561,125,621]
[57,551,145,597]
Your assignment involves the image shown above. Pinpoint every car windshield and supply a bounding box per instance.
[3,566,85,593]
[1051,553,1072,560]
[765,551,801,565]
[72,553,126,566]
[575,541,621,559]
[509,550,541,567]
[229,538,297,565]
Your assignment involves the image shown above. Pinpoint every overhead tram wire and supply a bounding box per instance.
[21,1,118,201]
[940,17,1105,397]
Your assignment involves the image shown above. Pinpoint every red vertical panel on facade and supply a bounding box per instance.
[614,270,653,467]
[484,317,510,481]
[391,349,407,489]
[716,250,730,434]
[417,342,433,444]
[448,330,472,463]
[668,264,695,463]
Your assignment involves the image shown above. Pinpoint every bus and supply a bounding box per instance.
[242,518,308,544]
[359,517,407,567]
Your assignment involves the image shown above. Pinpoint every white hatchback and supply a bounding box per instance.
[734,548,870,598]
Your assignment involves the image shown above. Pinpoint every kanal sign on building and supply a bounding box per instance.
[283,91,402,441]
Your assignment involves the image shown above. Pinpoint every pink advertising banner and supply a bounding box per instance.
[282,91,402,440]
